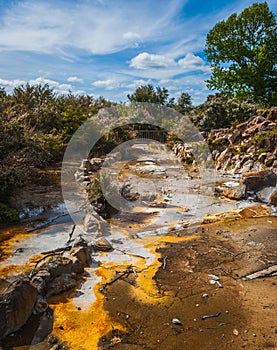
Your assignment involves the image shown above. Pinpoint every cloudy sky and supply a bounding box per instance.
[0,0,276,105]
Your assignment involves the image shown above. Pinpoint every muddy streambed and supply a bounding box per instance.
[0,143,276,350]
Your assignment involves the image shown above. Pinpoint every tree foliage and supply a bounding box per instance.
[193,93,258,131]
[127,84,175,106]
[0,84,114,208]
[205,2,277,105]
[175,92,192,114]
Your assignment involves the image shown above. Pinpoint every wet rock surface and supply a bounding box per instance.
[0,242,91,349]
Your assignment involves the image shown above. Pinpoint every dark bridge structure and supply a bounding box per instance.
[135,129,167,143]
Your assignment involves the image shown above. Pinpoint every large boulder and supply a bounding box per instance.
[241,170,277,192]
[37,256,73,278]
[0,279,38,339]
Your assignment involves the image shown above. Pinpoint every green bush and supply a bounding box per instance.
[0,203,19,223]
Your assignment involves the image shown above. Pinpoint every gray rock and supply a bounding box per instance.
[38,256,73,278]
[70,246,91,266]
[83,211,104,233]
[93,237,113,252]
[241,170,277,192]
[0,279,38,339]
[256,186,277,203]
[47,274,77,297]
[265,155,276,167]
[240,159,254,174]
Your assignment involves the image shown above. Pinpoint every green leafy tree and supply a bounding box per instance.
[127,84,173,106]
[205,2,277,105]
[175,92,192,114]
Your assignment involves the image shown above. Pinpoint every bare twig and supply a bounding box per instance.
[28,252,61,279]
[67,224,76,244]
[114,248,146,260]
[101,265,136,290]
[163,256,168,270]
[201,312,221,320]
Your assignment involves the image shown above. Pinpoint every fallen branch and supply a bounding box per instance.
[244,265,277,280]
[114,248,146,260]
[25,209,81,233]
[25,213,70,232]
[41,246,72,255]
[201,312,221,320]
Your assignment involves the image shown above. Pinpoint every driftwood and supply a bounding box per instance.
[244,265,277,280]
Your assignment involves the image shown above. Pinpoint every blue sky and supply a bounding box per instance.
[0,0,276,105]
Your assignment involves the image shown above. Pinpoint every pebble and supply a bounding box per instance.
[209,274,220,281]
[48,335,58,344]
[233,329,239,336]
[172,318,183,326]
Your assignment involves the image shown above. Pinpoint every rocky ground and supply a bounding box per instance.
[0,115,276,349]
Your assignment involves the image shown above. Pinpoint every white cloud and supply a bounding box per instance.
[130,52,176,70]
[128,51,210,80]
[125,79,153,89]
[0,76,74,94]
[67,76,84,83]
[92,79,117,90]
[0,78,25,89]
[123,32,141,40]
[178,53,211,73]
[29,77,72,94]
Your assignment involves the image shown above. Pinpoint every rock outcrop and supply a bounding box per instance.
[209,108,277,174]
[173,107,277,175]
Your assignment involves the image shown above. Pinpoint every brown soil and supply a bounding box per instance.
[99,217,277,350]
